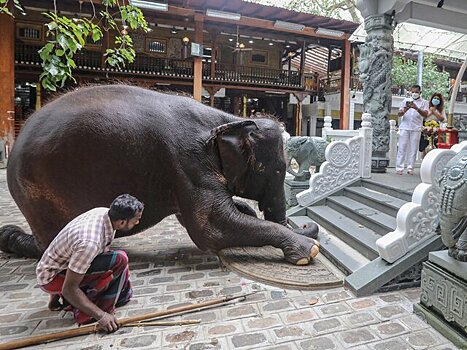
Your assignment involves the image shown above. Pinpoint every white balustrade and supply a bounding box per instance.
[377,141,467,263]
[388,120,397,168]
[297,113,373,206]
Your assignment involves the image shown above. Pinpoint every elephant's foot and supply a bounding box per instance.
[292,221,319,239]
[282,235,320,265]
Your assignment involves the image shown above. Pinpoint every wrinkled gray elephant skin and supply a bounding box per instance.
[439,150,467,261]
[0,85,319,265]
[285,136,327,181]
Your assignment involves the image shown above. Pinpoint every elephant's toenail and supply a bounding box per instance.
[296,257,309,265]
[310,245,319,258]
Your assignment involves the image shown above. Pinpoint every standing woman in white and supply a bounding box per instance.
[396,84,429,175]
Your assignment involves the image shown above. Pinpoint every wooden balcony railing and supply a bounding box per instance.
[203,62,302,88]
[15,43,318,91]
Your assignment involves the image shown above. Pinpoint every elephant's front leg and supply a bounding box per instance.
[184,201,319,265]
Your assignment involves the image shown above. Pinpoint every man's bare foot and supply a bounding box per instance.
[48,294,63,311]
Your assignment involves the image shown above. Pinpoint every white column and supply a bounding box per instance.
[388,119,397,168]
[349,100,355,130]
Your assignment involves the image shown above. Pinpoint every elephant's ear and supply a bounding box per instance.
[207,120,259,192]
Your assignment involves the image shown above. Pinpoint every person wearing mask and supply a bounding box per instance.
[36,194,144,332]
[419,92,447,156]
[396,84,429,175]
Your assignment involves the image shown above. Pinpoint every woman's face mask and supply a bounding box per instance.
[432,98,441,106]
[412,92,420,100]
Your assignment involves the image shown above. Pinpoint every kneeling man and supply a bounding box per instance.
[36,194,144,332]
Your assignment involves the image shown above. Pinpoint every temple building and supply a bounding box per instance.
[0,0,360,151]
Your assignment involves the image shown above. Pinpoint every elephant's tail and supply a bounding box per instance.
[0,225,42,258]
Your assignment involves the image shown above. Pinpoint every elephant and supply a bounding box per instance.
[439,149,467,261]
[0,85,319,265]
[285,136,328,181]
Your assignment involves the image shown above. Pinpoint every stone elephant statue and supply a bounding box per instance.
[285,136,327,181]
[439,149,467,261]
[0,85,319,265]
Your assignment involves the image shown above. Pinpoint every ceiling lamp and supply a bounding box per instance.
[274,20,305,31]
[206,9,241,21]
[316,28,345,37]
[171,26,178,34]
[129,0,168,12]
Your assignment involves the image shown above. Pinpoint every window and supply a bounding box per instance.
[145,38,166,54]
[250,50,268,65]
[16,23,43,42]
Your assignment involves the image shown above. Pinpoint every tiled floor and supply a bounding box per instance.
[0,169,460,349]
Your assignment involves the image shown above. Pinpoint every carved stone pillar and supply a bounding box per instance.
[358,14,393,173]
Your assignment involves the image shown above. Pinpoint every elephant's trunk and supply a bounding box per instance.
[260,188,287,226]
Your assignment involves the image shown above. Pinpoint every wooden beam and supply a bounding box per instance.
[193,14,203,102]
[339,38,351,130]
[0,6,15,150]
[205,86,221,107]
[293,92,308,136]
[299,41,306,86]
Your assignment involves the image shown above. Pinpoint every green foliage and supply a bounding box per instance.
[391,54,450,99]
[1,0,149,91]
[259,0,361,23]
[39,12,103,91]
[0,0,23,16]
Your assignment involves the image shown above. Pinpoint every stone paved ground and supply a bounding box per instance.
[0,169,460,350]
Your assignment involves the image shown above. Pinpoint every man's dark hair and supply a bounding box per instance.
[108,194,144,221]
[411,84,421,91]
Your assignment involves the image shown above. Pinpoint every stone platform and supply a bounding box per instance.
[219,246,344,290]
[0,169,459,350]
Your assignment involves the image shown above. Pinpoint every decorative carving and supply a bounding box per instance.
[359,14,393,172]
[377,143,467,263]
[296,114,373,207]
[420,261,467,331]
[439,149,467,261]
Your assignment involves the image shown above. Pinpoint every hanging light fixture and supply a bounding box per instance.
[171,26,178,34]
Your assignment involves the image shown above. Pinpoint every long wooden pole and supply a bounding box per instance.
[0,293,254,350]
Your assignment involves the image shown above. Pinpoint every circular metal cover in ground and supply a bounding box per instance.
[219,246,343,290]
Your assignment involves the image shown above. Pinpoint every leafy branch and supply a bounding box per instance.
[1,0,149,91]
[0,0,24,16]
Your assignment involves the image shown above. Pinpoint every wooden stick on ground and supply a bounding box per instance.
[123,319,201,327]
[0,292,255,350]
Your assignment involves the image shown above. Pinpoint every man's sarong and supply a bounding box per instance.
[40,250,132,325]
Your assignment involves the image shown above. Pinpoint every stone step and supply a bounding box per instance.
[345,235,444,296]
[344,186,407,217]
[306,206,380,261]
[287,215,315,229]
[316,225,371,276]
[326,196,396,235]
[360,179,412,202]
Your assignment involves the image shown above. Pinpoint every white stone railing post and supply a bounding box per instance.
[296,114,373,207]
[388,120,397,168]
[322,115,333,139]
[359,113,372,179]
[377,141,467,263]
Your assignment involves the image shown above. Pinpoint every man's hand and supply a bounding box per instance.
[97,312,119,332]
